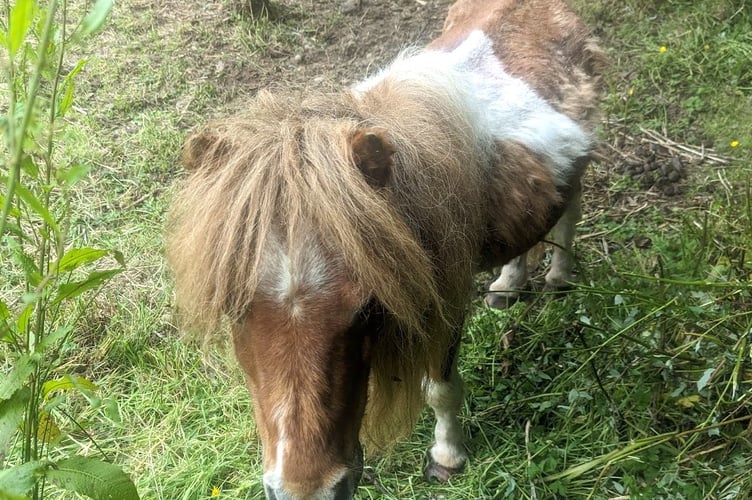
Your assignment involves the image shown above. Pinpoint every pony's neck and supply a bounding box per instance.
[353,30,591,186]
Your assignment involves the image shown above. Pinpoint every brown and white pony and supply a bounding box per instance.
[166,1,605,498]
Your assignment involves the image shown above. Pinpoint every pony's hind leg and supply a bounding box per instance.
[424,362,467,482]
[545,184,582,290]
[485,253,528,308]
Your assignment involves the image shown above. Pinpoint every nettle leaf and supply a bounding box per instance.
[42,375,98,400]
[0,460,48,500]
[0,354,39,402]
[47,456,140,500]
[57,248,110,274]
[77,0,113,38]
[53,269,123,305]
[37,411,62,445]
[8,0,35,60]
[16,303,34,337]
[0,387,29,458]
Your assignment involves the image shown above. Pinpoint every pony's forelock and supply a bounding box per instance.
[166,88,479,444]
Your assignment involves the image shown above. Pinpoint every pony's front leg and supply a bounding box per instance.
[424,360,467,482]
[485,253,528,308]
[545,183,582,290]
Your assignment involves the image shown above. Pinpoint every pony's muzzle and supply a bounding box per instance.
[263,444,363,500]
[263,474,359,500]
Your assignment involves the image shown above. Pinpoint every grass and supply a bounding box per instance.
[3,0,752,498]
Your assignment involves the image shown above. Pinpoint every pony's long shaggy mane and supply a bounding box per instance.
[166,83,490,445]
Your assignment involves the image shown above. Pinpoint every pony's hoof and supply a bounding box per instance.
[484,292,520,309]
[423,458,465,483]
[543,282,573,297]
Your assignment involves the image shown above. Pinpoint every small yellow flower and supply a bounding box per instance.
[211,486,221,497]
[628,88,635,96]
[659,45,667,54]
[730,140,740,148]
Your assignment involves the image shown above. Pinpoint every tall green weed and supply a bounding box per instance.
[1,1,138,498]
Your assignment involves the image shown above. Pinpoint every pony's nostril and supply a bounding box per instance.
[333,474,356,500]
[264,484,278,500]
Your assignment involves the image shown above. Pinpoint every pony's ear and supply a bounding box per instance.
[182,130,228,172]
[350,128,395,188]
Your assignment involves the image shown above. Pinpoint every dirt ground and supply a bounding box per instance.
[145,0,451,103]
[107,0,738,263]
[226,0,450,91]
[152,0,713,198]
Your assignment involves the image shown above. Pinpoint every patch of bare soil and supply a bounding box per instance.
[150,0,451,108]
[251,0,451,89]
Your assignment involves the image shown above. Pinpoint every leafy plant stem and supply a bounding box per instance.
[0,0,59,238]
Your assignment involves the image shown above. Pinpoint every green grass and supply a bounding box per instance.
[3,0,752,498]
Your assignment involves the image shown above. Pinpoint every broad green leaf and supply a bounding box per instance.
[57,248,109,274]
[16,303,34,337]
[77,0,113,38]
[60,164,92,187]
[42,375,98,400]
[53,269,123,305]
[0,388,29,458]
[0,354,38,402]
[58,79,76,118]
[47,456,140,500]
[37,411,62,445]
[0,461,48,500]
[8,0,35,60]
[14,183,59,236]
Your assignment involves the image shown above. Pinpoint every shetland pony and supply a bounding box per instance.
[166,1,605,498]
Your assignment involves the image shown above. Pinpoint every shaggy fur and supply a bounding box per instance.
[167,83,488,444]
[166,0,605,465]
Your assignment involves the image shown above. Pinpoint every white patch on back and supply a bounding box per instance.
[354,31,591,185]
